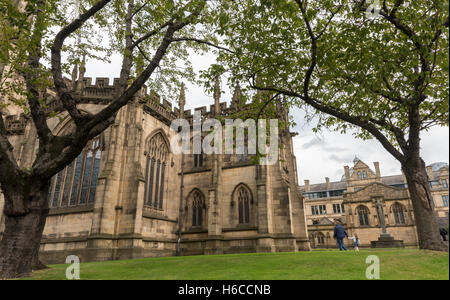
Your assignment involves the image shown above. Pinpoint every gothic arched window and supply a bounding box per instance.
[48,136,102,208]
[144,132,168,210]
[192,190,204,227]
[237,186,251,225]
[393,203,406,225]
[357,205,370,226]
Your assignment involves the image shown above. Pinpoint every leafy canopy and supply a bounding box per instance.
[204,0,449,152]
[0,0,220,112]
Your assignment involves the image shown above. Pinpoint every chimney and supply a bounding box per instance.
[325,177,331,190]
[401,170,407,184]
[344,166,351,181]
[426,166,434,180]
[374,162,381,181]
[344,166,354,192]
[304,180,310,193]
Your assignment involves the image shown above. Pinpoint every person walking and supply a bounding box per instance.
[348,233,360,251]
[439,227,448,242]
[333,220,348,251]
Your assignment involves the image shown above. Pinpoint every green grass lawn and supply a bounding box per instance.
[22,249,448,280]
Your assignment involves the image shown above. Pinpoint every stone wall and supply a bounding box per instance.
[0,79,310,264]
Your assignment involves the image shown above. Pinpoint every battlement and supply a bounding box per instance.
[1,77,243,135]
[4,114,28,135]
[76,77,239,120]
[182,102,231,119]
[80,77,121,100]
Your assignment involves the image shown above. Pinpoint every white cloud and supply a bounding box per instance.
[83,51,232,111]
[292,107,449,184]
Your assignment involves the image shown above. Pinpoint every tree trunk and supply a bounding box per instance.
[0,181,49,279]
[402,157,447,251]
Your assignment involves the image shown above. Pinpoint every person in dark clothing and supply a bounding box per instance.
[333,220,348,251]
[439,227,448,241]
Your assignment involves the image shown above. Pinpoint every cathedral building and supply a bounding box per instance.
[0,76,310,264]
[301,158,449,248]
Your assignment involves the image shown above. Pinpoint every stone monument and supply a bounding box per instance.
[371,199,405,248]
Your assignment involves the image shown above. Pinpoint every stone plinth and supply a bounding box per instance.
[371,233,404,248]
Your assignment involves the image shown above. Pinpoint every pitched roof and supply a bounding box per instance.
[381,175,405,186]
[430,162,449,172]
[300,161,448,192]
[301,181,347,193]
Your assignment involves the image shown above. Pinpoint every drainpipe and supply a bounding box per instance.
[176,152,185,256]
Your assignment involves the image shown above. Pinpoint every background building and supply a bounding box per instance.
[301,158,449,248]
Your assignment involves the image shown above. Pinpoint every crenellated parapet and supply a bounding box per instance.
[42,77,123,115]
[2,77,250,135]
[142,93,179,126]
[182,102,231,121]
[80,77,121,101]
[65,77,245,123]
[3,114,28,135]
[140,84,240,126]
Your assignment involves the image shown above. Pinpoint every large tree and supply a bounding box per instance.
[0,0,217,278]
[208,0,449,250]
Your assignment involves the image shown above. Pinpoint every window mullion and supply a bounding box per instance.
[159,163,166,210]
[85,149,96,204]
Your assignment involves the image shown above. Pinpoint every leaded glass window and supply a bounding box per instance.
[192,190,204,227]
[237,186,251,224]
[48,136,102,208]
[357,206,370,226]
[443,195,449,207]
[317,233,325,245]
[144,133,168,210]
[393,203,406,225]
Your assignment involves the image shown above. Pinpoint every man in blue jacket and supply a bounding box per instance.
[333,220,348,251]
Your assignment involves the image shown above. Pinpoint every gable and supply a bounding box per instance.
[318,217,334,225]
[438,167,449,176]
[354,160,371,170]
[348,182,409,200]
[351,160,375,180]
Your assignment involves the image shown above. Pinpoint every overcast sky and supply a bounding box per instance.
[84,51,449,186]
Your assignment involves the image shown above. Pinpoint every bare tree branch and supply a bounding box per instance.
[34,1,207,178]
[51,0,112,126]
[23,0,53,148]
[171,37,235,53]
[251,84,407,163]
[131,20,172,49]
